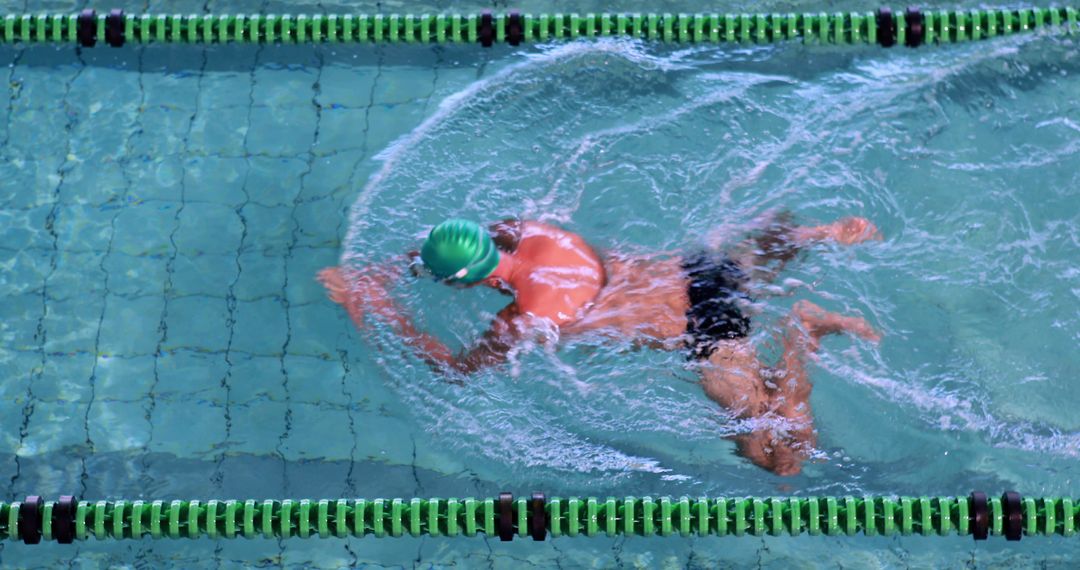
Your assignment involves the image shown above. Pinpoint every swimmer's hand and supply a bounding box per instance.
[320,263,505,379]
[318,266,396,328]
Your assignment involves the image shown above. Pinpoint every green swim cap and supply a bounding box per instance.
[420,219,500,284]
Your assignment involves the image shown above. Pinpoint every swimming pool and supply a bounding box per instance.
[1,0,1078,566]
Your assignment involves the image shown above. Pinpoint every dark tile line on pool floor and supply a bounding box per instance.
[9,33,88,509]
[0,48,418,503]
[0,1,492,565]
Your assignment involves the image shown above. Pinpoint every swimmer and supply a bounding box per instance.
[319,214,882,476]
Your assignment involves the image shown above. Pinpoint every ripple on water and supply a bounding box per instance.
[342,36,1080,495]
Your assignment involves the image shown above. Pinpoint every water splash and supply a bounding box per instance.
[340,35,1080,493]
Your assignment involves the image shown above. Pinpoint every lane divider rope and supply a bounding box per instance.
[0,7,1076,48]
[3,491,1077,543]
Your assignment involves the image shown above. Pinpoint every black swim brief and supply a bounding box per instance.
[682,251,753,360]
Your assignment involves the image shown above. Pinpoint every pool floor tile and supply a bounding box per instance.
[174,201,246,255]
[230,297,289,356]
[235,203,299,256]
[40,294,106,356]
[101,252,170,298]
[228,400,289,455]
[98,294,167,356]
[187,105,252,156]
[225,354,291,404]
[150,398,227,457]
[35,352,96,404]
[162,295,231,352]
[246,104,320,157]
[93,355,156,402]
[0,292,46,349]
[109,204,181,252]
[20,400,87,457]
[169,253,241,298]
[182,156,250,206]
[154,351,229,400]
[278,402,354,461]
[252,56,322,108]
[51,203,116,254]
[244,158,308,208]
[234,251,288,301]
[87,401,153,453]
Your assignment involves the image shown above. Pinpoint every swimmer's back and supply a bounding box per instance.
[504,221,605,325]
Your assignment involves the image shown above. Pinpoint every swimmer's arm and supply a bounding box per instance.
[451,305,527,375]
[381,303,524,378]
[320,264,523,377]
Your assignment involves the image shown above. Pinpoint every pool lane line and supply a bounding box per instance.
[2,491,1075,543]
[0,7,1077,49]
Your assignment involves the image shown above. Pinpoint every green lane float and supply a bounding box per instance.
[4,492,1077,544]
[0,7,1076,48]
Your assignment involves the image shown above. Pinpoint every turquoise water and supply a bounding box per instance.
[1,0,1079,567]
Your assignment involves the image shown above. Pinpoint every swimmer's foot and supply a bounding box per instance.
[792,300,881,351]
[794,217,882,246]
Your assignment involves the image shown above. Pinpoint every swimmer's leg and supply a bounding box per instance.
[730,212,881,284]
[699,342,799,475]
[734,211,800,275]
[700,300,879,476]
[766,300,879,474]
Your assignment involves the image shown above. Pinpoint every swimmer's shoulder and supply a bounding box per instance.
[508,220,578,238]
[492,219,572,252]
[514,220,597,252]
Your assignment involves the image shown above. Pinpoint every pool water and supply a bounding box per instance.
[1,0,1078,567]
